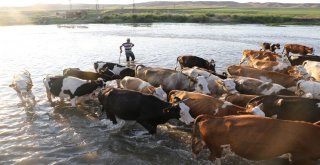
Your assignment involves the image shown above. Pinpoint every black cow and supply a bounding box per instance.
[288,55,320,66]
[63,68,120,81]
[260,42,281,53]
[93,61,135,78]
[98,87,194,134]
[245,95,320,123]
[176,55,216,73]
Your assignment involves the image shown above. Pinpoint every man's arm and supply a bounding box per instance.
[120,44,123,53]
[132,43,134,47]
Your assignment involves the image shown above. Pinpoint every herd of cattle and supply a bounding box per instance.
[9,42,320,164]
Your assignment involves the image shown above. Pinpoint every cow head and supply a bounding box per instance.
[207,59,216,72]
[153,85,168,102]
[217,79,238,94]
[244,103,265,117]
[193,76,210,95]
[288,65,312,80]
[165,97,194,125]
[307,47,314,55]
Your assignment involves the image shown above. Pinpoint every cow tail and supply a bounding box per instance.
[191,114,207,157]
[175,56,181,70]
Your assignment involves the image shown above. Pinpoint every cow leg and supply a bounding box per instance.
[207,144,223,164]
[105,109,117,124]
[59,97,64,106]
[137,120,157,134]
[16,92,25,104]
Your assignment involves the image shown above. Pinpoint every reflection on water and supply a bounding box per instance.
[0,23,319,165]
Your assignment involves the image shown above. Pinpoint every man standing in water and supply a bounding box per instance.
[120,38,135,62]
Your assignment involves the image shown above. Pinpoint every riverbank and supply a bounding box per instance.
[1,7,320,26]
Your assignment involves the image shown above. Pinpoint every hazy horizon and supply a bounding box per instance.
[0,0,319,7]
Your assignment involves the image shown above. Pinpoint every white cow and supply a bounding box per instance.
[181,67,238,96]
[296,80,320,99]
[303,60,320,81]
[120,76,167,101]
[9,70,36,107]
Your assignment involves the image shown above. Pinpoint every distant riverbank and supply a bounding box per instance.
[1,8,320,26]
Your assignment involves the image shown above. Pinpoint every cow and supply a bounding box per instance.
[181,67,238,96]
[247,59,291,74]
[240,50,282,64]
[168,90,246,118]
[296,80,320,100]
[192,115,320,165]
[120,76,167,102]
[135,65,210,94]
[9,70,36,107]
[93,61,135,78]
[233,76,295,96]
[98,87,194,134]
[260,42,281,53]
[227,65,298,89]
[43,75,104,107]
[283,44,314,56]
[287,65,314,80]
[223,93,257,108]
[288,54,320,66]
[245,95,320,122]
[63,68,120,81]
[176,55,216,73]
[302,60,320,81]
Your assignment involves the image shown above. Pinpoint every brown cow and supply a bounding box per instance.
[227,65,298,89]
[247,59,291,74]
[168,90,246,118]
[192,115,320,165]
[240,50,282,64]
[283,44,314,56]
[223,93,257,107]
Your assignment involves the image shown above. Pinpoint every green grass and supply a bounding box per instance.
[0,7,320,26]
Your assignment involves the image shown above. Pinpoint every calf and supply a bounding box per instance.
[120,76,167,101]
[9,70,36,106]
[43,75,104,107]
[63,68,120,81]
[93,61,135,78]
[227,65,298,89]
[136,65,210,94]
[260,42,281,53]
[98,88,194,134]
[233,76,295,96]
[283,44,314,56]
[192,115,320,164]
[168,90,246,118]
[246,95,320,122]
[176,55,216,73]
[181,67,238,96]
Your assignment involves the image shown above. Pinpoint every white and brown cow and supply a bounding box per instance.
[43,75,104,107]
[240,50,282,64]
[9,70,36,107]
[283,44,314,56]
[233,76,295,96]
[168,90,246,118]
[247,59,291,74]
[192,115,320,164]
[181,67,238,96]
[227,65,298,90]
[135,65,210,94]
[120,76,167,101]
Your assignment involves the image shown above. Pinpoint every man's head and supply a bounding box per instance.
[127,38,130,42]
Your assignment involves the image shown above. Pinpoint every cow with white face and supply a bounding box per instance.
[43,75,104,107]
[135,65,210,94]
[181,67,238,96]
[120,76,167,101]
[9,70,36,107]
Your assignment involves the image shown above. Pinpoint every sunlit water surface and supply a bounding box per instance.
[0,23,319,165]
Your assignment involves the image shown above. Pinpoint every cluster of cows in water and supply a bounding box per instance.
[9,42,320,164]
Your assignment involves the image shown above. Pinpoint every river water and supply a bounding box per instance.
[0,23,319,165]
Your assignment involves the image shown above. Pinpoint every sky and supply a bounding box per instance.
[0,0,319,7]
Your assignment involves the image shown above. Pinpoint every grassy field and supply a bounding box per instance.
[1,7,320,26]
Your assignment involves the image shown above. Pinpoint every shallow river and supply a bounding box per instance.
[0,23,319,165]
